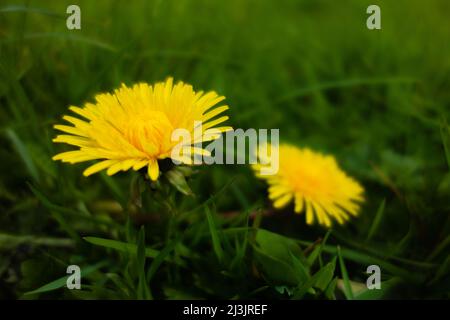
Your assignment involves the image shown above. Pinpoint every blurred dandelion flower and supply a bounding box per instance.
[52,78,231,181]
[253,144,364,227]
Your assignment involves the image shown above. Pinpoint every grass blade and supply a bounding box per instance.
[147,238,179,282]
[84,237,160,258]
[28,183,81,241]
[307,230,331,267]
[24,261,107,295]
[6,129,39,182]
[440,117,450,170]
[136,227,152,299]
[205,205,224,263]
[367,199,386,241]
[337,245,354,300]
[0,233,73,250]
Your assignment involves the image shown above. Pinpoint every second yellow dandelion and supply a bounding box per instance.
[253,144,364,227]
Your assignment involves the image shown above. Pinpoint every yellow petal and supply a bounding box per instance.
[313,203,331,228]
[294,195,304,213]
[269,185,291,199]
[273,193,292,209]
[53,135,93,148]
[83,160,117,177]
[202,105,229,122]
[107,161,125,176]
[202,116,229,131]
[52,151,98,163]
[147,160,159,181]
[133,160,149,170]
[305,200,314,225]
[69,106,95,120]
[121,159,138,171]
[53,125,86,137]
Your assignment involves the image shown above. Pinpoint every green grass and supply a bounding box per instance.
[0,0,449,299]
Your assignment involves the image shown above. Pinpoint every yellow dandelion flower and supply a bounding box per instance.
[253,144,364,227]
[52,78,232,181]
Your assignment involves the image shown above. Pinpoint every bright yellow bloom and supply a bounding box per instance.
[253,144,364,227]
[52,78,231,181]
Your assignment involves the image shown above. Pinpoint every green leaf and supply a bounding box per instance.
[367,199,386,241]
[291,278,314,299]
[255,229,303,264]
[292,265,330,299]
[136,227,152,300]
[165,168,193,196]
[136,227,146,272]
[274,285,295,296]
[440,117,450,170]
[83,237,160,258]
[230,210,251,269]
[147,238,179,282]
[105,273,132,298]
[253,246,302,286]
[307,230,331,267]
[0,5,64,18]
[24,262,107,295]
[253,229,307,286]
[0,233,73,250]
[354,277,400,300]
[6,129,39,182]
[28,183,81,242]
[205,205,224,263]
[324,277,338,300]
[297,239,423,283]
[428,255,450,285]
[427,234,450,262]
[125,215,135,243]
[337,246,354,300]
[288,250,310,284]
[314,257,337,291]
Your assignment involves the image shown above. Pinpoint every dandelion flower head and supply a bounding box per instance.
[253,143,364,227]
[52,78,231,181]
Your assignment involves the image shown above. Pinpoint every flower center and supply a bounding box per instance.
[123,110,174,158]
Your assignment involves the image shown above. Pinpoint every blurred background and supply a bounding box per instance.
[0,0,449,299]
